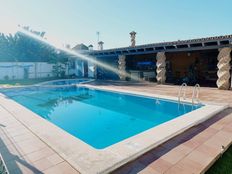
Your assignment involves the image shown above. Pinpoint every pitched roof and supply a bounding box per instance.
[72,44,89,51]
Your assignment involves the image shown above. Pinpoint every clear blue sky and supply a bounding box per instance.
[0,0,231,49]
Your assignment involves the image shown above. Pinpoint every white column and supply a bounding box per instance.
[118,55,126,80]
[93,64,97,79]
[156,52,166,84]
[217,47,232,90]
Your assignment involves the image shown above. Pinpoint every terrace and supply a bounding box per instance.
[1,1,232,174]
[88,34,232,90]
[0,81,232,174]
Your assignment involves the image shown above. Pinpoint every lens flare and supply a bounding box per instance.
[18,27,143,82]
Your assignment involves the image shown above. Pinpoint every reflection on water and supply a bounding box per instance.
[18,27,142,81]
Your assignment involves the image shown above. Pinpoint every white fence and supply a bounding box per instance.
[0,62,54,80]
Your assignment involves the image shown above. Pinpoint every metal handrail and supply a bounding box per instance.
[0,154,9,174]
[178,83,187,103]
[192,84,200,105]
[155,98,160,104]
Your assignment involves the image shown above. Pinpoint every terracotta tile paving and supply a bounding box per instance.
[89,81,232,106]
[113,109,232,174]
[87,81,232,174]
[1,81,232,174]
[0,104,80,174]
[43,162,81,174]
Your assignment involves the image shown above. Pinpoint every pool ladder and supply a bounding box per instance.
[178,83,200,106]
[178,83,187,103]
[192,84,200,105]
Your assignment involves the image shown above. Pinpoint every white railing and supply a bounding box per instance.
[178,83,187,103]
[0,154,9,174]
[178,83,201,109]
[192,84,200,105]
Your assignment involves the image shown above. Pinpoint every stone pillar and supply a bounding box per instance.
[217,47,232,90]
[156,52,166,84]
[118,55,126,80]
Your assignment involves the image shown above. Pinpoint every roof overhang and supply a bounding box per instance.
[88,35,232,57]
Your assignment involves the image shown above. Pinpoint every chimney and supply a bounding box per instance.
[98,41,104,50]
[88,44,93,51]
[130,31,136,47]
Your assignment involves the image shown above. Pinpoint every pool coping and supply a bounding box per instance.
[0,86,228,174]
[0,78,95,89]
[36,78,95,87]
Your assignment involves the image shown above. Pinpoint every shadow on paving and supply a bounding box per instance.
[112,108,232,174]
[0,124,44,174]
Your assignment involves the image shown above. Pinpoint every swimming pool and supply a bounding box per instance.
[2,86,201,149]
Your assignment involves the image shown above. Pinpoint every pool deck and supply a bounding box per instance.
[113,108,232,174]
[87,81,232,107]
[0,81,232,174]
[88,81,232,174]
[0,104,80,174]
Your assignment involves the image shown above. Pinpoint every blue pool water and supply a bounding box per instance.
[2,86,201,149]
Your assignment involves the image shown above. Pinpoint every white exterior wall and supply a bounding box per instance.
[88,60,94,78]
[68,60,94,78]
[32,62,55,78]
[0,62,54,80]
[68,60,84,77]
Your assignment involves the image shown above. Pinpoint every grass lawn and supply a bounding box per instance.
[0,77,59,86]
[206,145,232,174]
